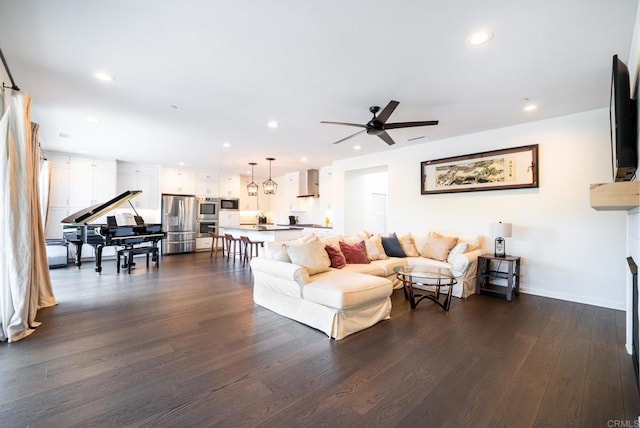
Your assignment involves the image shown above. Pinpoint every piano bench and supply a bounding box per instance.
[117,246,159,274]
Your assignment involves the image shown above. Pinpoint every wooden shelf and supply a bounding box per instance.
[590,182,640,211]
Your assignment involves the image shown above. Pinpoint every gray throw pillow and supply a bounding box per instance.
[381,233,406,258]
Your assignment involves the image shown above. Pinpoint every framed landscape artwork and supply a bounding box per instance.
[421,144,539,194]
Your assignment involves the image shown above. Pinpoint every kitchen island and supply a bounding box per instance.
[219,225,304,243]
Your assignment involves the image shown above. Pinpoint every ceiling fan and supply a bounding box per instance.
[320,100,438,146]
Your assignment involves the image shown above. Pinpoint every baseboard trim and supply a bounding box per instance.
[519,287,625,311]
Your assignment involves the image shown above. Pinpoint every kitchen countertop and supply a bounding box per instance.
[220,225,304,231]
[276,223,333,229]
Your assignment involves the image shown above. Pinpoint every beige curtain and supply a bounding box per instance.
[0,89,56,343]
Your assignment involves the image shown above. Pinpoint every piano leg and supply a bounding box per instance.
[74,242,83,269]
[94,245,104,273]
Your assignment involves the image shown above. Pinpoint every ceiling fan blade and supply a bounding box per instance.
[320,121,366,128]
[332,129,366,145]
[384,120,439,129]
[375,100,400,124]
[377,130,396,146]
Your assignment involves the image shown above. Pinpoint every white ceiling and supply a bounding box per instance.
[0,1,637,177]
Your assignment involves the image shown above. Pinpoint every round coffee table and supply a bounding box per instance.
[393,266,457,311]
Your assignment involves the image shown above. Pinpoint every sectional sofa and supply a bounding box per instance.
[250,231,485,340]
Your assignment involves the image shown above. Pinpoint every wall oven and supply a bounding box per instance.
[197,197,220,219]
[196,219,217,238]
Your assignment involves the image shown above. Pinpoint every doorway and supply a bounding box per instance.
[344,166,388,235]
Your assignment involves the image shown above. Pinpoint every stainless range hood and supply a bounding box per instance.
[297,169,319,198]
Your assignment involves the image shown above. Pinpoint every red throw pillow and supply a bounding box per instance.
[325,245,346,269]
[339,240,370,264]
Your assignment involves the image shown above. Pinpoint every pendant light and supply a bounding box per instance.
[263,157,278,195]
[247,162,258,196]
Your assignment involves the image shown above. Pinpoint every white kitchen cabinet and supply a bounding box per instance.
[45,206,69,240]
[319,166,333,212]
[161,166,196,195]
[219,210,240,227]
[48,157,70,208]
[44,153,117,259]
[117,162,160,210]
[284,172,307,212]
[219,174,240,198]
[195,170,220,197]
[68,157,117,208]
[239,174,257,211]
[195,236,213,252]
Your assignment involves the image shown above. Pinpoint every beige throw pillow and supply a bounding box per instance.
[432,231,481,252]
[285,238,331,275]
[420,235,459,261]
[398,233,419,256]
[364,234,388,260]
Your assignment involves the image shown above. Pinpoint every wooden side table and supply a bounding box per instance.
[476,255,521,301]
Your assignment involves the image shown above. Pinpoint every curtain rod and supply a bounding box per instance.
[0,47,20,91]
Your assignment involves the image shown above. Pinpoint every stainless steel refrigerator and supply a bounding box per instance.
[161,194,196,254]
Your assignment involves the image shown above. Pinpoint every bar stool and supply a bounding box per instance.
[240,236,264,267]
[224,233,242,264]
[208,231,225,259]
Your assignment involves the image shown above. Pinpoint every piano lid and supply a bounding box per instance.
[61,190,143,224]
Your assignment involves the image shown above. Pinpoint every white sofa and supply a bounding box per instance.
[250,232,485,340]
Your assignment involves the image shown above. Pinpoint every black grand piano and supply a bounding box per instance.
[62,190,165,273]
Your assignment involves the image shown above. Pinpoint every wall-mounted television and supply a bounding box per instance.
[610,54,638,182]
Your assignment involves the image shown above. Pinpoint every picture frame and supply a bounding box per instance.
[421,144,539,194]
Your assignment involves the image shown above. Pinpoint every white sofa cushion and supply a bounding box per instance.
[285,238,330,275]
[405,256,452,271]
[447,242,469,263]
[340,263,386,277]
[370,257,408,276]
[303,270,393,310]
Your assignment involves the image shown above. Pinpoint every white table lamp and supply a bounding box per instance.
[491,222,512,257]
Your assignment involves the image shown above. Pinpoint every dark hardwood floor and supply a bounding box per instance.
[2,252,639,427]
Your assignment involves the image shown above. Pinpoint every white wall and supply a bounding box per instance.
[332,108,628,310]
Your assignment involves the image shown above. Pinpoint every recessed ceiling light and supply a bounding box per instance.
[301,157,308,162]
[86,116,98,123]
[223,142,231,148]
[468,30,493,46]
[267,120,278,129]
[58,132,70,139]
[522,98,538,112]
[93,71,114,82]
[353,145,361,151]
[178,162,185,166]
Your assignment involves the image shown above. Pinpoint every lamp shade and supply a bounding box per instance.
[491,222,512,238]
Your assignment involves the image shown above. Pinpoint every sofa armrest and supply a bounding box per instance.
[249,257,310,285]
[450,249,485,277]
